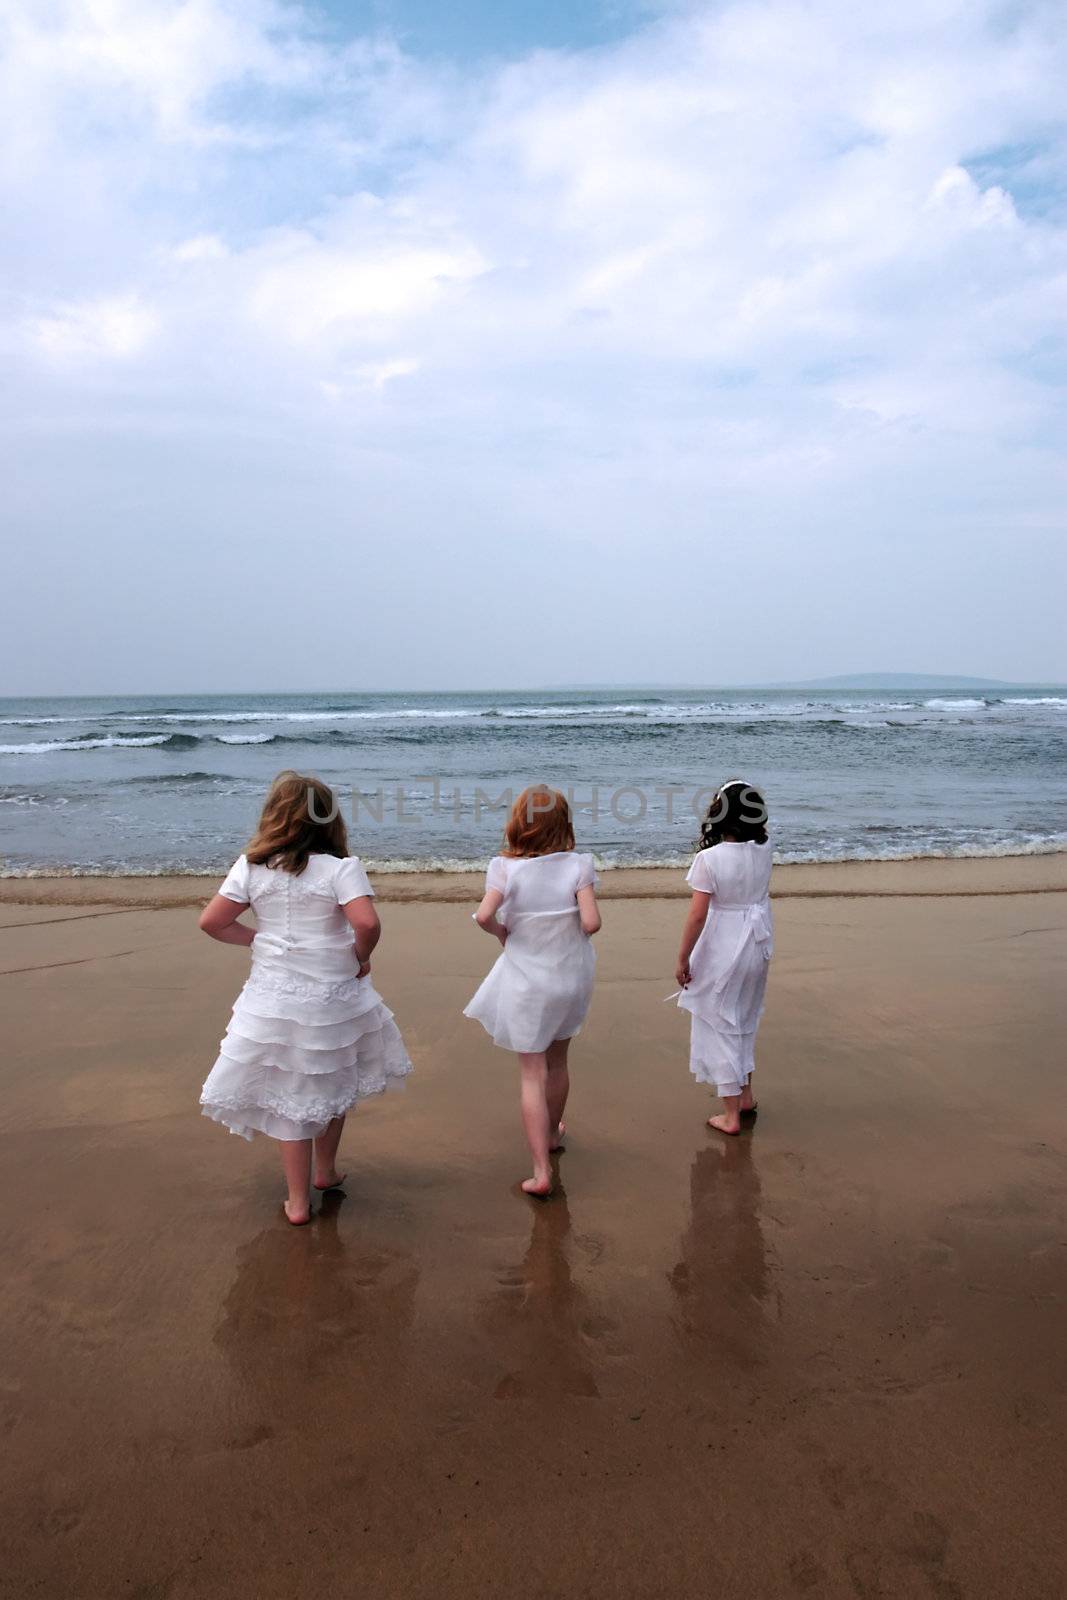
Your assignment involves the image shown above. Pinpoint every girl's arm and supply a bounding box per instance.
[675,891,711,986]
[199,894,256,946]
[577,884,601,936]
[342,895,381,972]
[473,888,507,945]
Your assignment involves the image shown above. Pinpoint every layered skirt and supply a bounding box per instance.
[201,940,412,1141]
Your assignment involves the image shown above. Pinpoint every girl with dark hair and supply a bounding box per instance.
[674,780,773,1135]
[198,772,411,1223]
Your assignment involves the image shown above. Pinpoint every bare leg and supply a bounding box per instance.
[546,1037,571,1151]
[280,1138,312,1223]
[739,1078,757,1114]
[517,1052,553,1195]
[708,1094,743,1136]
[313,1115,346,1189]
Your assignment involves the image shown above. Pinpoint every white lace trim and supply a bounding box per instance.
[202,1074,403,1125]
[201,1017,412,1140]
[243,968,366,1004]
[246,867,348,904]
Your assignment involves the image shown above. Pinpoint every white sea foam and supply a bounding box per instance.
[773,835,1067,865]
[1,710,474,727]
[923,698,986,710]
[2,694,1064,734]
[4,836,1065,878]
[0,792,68,806]
[109,708,479,723]
[0,734,171,754]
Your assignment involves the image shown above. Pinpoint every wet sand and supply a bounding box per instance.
[1,868,1065,1598]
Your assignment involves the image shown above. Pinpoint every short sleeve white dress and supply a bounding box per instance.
[677,840,774,1097]
[464,851,598,1053]
[199,853,412,1141]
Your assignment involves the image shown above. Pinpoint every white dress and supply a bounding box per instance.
[677,840,773,1097]
[464,851,598,1053]
[200,853,412,1141]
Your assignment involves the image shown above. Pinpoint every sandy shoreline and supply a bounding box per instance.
[1,869,1065,1596]
[2,850,1066,906]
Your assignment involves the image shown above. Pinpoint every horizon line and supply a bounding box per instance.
[2,677,1066,699]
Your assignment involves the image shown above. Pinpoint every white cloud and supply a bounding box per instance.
[246,236,489,346]
[355,357,420,391]
[926,165,1019,228]
[1,0,1066,683]
[7,0,318,141]
[171,233,229,262]
[28,293,158,359]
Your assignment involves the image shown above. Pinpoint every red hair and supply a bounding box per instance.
[501,786,575,858]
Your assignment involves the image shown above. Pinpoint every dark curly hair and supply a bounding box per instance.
[698,780,769,850]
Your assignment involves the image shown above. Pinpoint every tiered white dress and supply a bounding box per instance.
[677,840,774,1097]
[200,852,411,1141]
[464,851,598,1053]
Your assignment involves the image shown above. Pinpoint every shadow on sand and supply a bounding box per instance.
[214,1191,420,1418]
[669,1134,772,1370]
[482,1173,602,1400]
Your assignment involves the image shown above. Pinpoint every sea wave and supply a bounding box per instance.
[125,771,242,786]
[2,693,1065,739]
[3,835,1065,877]
[109,707,479,723]
[0,731,198,755]
[772,835,1067,864]
[0,791,69,807]
[924,698,987,710]
[0,716,953,756]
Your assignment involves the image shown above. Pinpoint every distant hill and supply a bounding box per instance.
[771,672,1017,691]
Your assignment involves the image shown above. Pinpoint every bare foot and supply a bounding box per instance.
[283,1199,311,1225]
[707,1114,742,1136]
[548,1121,566,1152]
[521,1174,553,1198]
[313,1170,346,1191]
[739,1097,758,1115]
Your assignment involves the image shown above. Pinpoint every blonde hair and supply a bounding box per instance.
[501,786,575,858]
[245,771,349,874]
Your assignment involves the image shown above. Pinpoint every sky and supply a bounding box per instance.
[2,0,1066,694]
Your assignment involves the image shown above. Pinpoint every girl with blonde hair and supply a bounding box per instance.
[198,771,411,1223]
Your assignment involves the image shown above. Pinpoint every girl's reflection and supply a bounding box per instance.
[483,1182,600,1400]
[669,1139,770,1371]
[215,1193,419,1417]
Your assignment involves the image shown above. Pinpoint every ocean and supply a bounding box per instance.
[1,687,1065,875]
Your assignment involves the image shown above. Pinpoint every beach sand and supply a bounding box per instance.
[1,860,1065,1598]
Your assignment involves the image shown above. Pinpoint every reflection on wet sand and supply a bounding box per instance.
[482,1180,601,1400]
[215,1192,419,1418]
[669,1137,771,1370]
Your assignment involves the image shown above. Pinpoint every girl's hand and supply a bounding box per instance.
[357,959,372,979]
[675,958,691,989]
